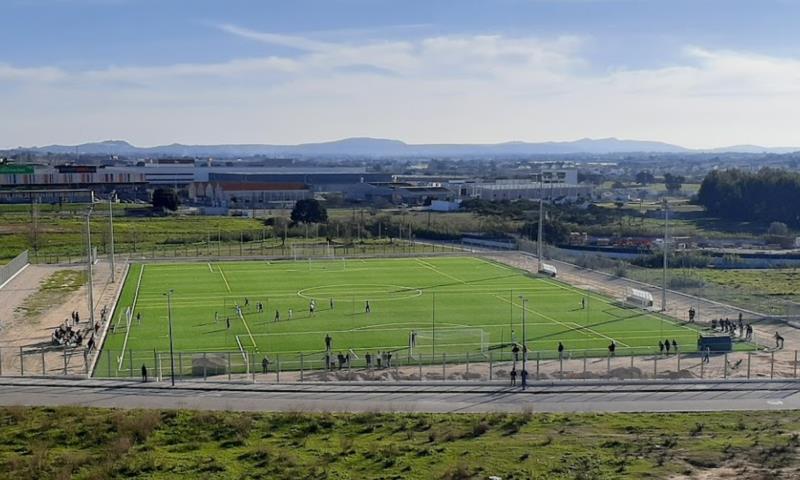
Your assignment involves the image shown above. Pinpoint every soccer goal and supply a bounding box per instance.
[411,328,489,357]
[622,287,655,310]
[291,242,334,260]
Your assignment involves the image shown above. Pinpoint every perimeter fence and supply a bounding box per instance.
[0,250,28,286]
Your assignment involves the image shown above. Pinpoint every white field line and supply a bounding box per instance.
[415,258,468,285]
[117,264,145,370]
[238,309,258,351]
[542,275,700,337]
[217,264,232,292]
[207,262,213,273]
[235,335,248,365]
[494,293,631,347]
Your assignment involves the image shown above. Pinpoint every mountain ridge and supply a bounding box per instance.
[8,137,798,157]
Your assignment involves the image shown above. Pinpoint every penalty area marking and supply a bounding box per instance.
[217,264,232,292]
[297,283,423,302]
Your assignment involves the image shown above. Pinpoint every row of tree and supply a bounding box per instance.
[696,168,800,227]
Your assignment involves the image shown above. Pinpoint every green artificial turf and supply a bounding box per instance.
[96,256,728,377]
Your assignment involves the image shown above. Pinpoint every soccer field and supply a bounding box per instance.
[97,256,709,376]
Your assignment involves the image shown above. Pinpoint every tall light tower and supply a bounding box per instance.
[518,295,528,389]
[661,198,669,311]
[108,192,116,283]
[86,205,95,326]
[537,182,544,272]
[164,289,176,386]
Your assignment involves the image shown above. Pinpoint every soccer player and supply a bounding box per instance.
[288,308,293,319]
[365,352,372,369]
[274,310,280,323]
[244,298,249,308]
[557,342,564,359]
[672,339,678,352]
[309,301,315,316]
[664,339,671,354]
[608,341,616,357]
[226,317,231,330]
[658,340,664,354]
[365,300,371,314]
[581,297,586,310]
[325,334,332,352]
[776,332,785,349]
[410,330,417,349]
[136,312,141,325]
[214,311,218,323]
[510,368,517,386]
[330,298,334,310]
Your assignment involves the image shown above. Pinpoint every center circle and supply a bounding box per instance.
[297,283,423,302]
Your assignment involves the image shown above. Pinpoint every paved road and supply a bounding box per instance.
[0,378,798,413]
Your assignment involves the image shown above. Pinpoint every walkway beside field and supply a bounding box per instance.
[484,251,798,352]
[0,377,797,413]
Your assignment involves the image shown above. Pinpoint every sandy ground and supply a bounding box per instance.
[0,257,126,376]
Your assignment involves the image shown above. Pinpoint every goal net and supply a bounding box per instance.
[411,328,489,357]
[622,287,655,310]
[291,243,334,260]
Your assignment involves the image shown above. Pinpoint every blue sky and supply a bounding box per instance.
[2,0,800,148]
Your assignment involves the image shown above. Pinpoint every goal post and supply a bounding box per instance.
[291,242,334,261]
[411,328,489,357]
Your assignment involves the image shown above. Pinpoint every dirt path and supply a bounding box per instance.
[0,258,126,376]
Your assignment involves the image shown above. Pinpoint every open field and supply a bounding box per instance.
[1,406,799,479]
[96,256,729,377]
[626,268,800,316]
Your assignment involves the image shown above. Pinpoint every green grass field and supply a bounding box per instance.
[97,256,714,377]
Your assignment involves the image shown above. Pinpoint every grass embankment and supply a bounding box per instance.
[628,268,800,315]
[1,407,799,479]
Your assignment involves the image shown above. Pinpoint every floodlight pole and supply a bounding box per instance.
[86,206,95,327]
[519,295,527,389]
[537,182,544,272]
[431,292,436,360]
[109,193,115,283]
[164,289,176,386]
[662,198,669,312]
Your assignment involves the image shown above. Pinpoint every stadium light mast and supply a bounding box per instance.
[109,192,116,283]
[518,295,527,389]
[86,205,95,327]
[537,180,544,272]
[662,198,669,311]
[164,289,176,386]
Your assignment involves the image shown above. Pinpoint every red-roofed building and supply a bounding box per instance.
[188,181,311,208]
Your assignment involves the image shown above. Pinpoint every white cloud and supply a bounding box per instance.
[2,27,800,148]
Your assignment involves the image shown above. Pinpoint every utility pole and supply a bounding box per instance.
[662,198,669,311]
[537,183,544,272]
[108,193,115,283]
[519,295,527,389]
[86,206,95,327]
[165,289,176,386]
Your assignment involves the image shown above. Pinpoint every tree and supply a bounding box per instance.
[768,221,789,237]
[635,171,655,185]
[290,198,328,224]
[663,173,685,193]
[152,188,178,211]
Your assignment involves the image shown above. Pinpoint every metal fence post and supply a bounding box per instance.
[63,346,68,375]
[723,353,728,379]
[178,352,183,381]
[251,353,256,383]
[300,353,304,382]
[107,350,111,377]
[606,354,610,377]
[203,352,207,381]
[418,354,423,381]
[41,350,46,376]
[466,352,470,378]
[653,356,657,379]
[153,349,158,381]
[700,356,704,379]
[677,352,681,372]
[747,352,751,379]
[795,350,798,379]
[0,347,3,376]
[227,352,231,381]
[129,349,133,379]
[442,353,446,380]
[276,355,280,383]
[536,351,540,381]
[19,347,23,376]
[489,351,493,381]
[559,356,563,379]
[771,351,775,379]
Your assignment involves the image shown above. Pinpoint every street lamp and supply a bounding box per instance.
[108,191,116,283]
[86,205,95,327]
[518,295,528,389]
[164,289,176,386]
